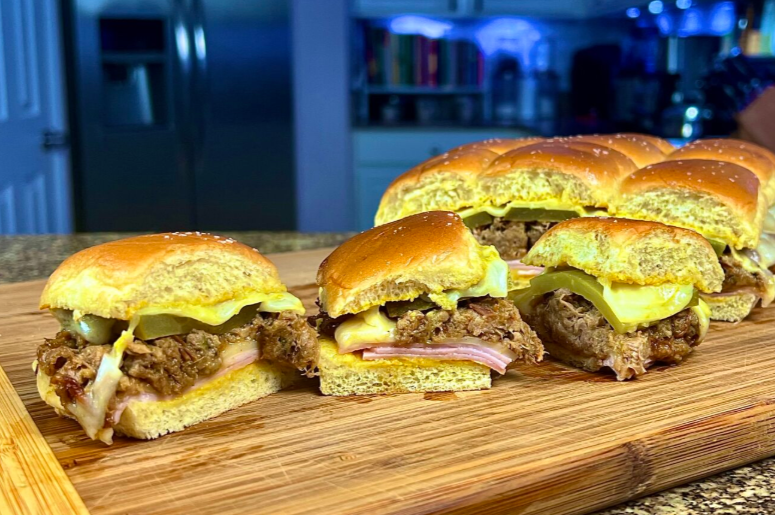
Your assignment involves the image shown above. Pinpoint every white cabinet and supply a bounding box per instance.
[353,128,533,229]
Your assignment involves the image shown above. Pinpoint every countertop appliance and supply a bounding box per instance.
[65,0,295,231]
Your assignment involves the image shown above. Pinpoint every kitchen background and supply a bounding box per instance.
[1,0,774,235]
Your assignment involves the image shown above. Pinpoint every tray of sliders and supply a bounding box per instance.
[2,134,775,515]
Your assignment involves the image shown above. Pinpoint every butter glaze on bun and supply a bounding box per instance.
[318,211,495,318]
[40,232,284,320]
[613,160,765,249]
[481,140,639,208]
[522,217,724,292]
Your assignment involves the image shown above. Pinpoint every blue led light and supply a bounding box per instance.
[676,0,692,9]
[648,0,664,14]
[678,7,702,36]
[626,7,641,18]
[686,106,699,121]
[389,16,452,39]
[474,18,541,59]
[656,13,673,34]
[710,1,735,35]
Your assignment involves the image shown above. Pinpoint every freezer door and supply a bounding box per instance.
[190,0,295,230]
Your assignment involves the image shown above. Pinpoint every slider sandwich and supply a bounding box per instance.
[375,134,670,288]
[36,233,318,444]
[613,160,775,322]
[315,211,543,396]
[513,217,722,380]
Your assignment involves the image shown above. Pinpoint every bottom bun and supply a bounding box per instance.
[700,292,757,323]
[37,361,298,440]
[318,338,492,396]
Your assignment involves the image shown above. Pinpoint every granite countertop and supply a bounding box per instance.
[1,232,773,514]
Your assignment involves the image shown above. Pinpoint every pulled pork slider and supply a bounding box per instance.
[612,160,774,322]
[513,217,722,380]
[315,211,543,396]
[374,134,669,288]
[36,233,318,444]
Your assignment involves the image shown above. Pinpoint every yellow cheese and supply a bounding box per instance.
[135,291,305,325]
[335,306,396,349]
[457,200,597,220]
[428,246,508,310]
[600,280,695,326]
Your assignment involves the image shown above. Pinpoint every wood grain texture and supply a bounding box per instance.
[1,248,775,515]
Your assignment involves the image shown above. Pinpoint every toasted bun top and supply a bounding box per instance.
[552,134,672,168]
[40,233,285,320]
[319,211,497,317]
[374,148,496,225]
[481,140,638,207]
[614,159,765,248]
[666,138,775,203]
[523,217,723,292]
[448,137,544,155]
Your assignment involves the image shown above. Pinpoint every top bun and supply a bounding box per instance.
[553,134,672,168]
[613,159,766,249]
[374,148,497,226]
[481,140,638,208]
[522,217,723,293]
[666,138,775,203]
[40,233,285,320]
[318,211,498,317]
[448,137,544,155]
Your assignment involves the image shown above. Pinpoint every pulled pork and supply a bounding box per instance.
[471,219,554,260]
[317,297,543,363]
[525,289,701,380]
[720,254,768,292]
[37,311,319,404]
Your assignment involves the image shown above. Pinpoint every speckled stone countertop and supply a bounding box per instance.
[1,232,773,514]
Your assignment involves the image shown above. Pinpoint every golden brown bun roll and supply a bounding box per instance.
[522,217,723,292]
[40,232,285,320]
[448,136,544,155]
[699,292,759,322]
[549,133,672,168]
[666,138,775,203]
[613,159,766,250]
[318,211,496,318]
[481,140,638,208]
[374,148,496,226]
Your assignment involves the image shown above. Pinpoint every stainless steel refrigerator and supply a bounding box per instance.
[64,0,295,231]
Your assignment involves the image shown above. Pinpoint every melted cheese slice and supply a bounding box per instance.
[457,200,602,220]
[692,299,711,340]
[335,306,396,350]
[135,291,304,325]
[427,246,508,309]
[601,280,695,326]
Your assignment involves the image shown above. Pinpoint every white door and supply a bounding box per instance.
[0,0,71,234]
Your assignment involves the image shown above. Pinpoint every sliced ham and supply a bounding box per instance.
[361,340,517,374]
[110,348,259,424]
[505,260,544,278]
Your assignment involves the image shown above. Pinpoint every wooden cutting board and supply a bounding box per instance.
[2,246,775,515]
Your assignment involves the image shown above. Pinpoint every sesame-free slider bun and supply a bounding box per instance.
[666,138,775,203]
[480,140,639,208]
[522,217,724,293]
[318,211,498,318]
[40,232,286,321]
[374,148,497,226]
[557,133,673,168]
[613,159,766,250]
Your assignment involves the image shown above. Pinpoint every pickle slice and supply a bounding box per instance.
[503,208,578,222]
[706,238,727,257]
[134,304,260,341]
[51,309,118,345]
[384,298,436,318]
[511,269,632,334]
[462,211,494,229]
